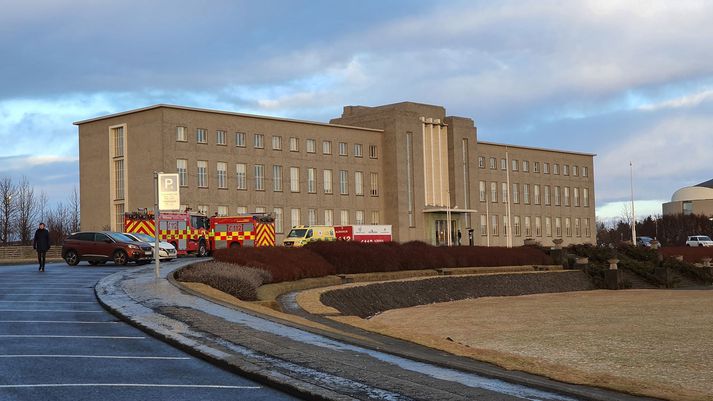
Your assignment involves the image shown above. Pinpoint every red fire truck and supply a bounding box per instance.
[124,210,275,256]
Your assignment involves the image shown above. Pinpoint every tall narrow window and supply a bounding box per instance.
[544,185,551,205]
[582,166,589,177]
[273,208,283,233]
[177,159,187,187]
[323,169,333,194]
[217,162,227,189]
[322,141,332,155]
[501,182,508,203]
[254,164,265,191]
[480,215,487,236]
[543,163,550,174]
[339,142,348,156]
[176,126,187,142]
[354,171,364,196]
[522,160,529,172]
[491,215,499,236]
[513,216,521,236]
[114,159,124,200]
[535,216,542,237]
[197,161,207,188]
[370,173,379,196]
[564,186,570,207]
[583,188,590,207]
[114,203,124,233]
[479,181,486,202]
[555,217,562,237]
[553,163,560,175]
[523,184,530,204]
[307,168,316,193]
[324,209,333,226]
[354,143,363,157]
[533,184,540,205]
[478,156,485,168]
[490,182,497,203]
[254,134,264,149]
[584,218,591,237]
[290,208,300,228]
[308,209,317,225]
[236,163,246,190]
[306,139,316,153]
[355,210,364,224]
[524,216,531,237]
[290,167,300,192]
[196,128,207,144]
[575,218,581,237]
[273,165,283,192]
[512,183,519,204]
[340,210,349,225]
[563,164,569,176]
[216,130,226,145]
[272,136,282,150]
[546,217,552,237]
[369,145,378,159]
[554,186,561,206]
[406,132,415,227]
[533,162,540,173]
[235,132,246,147]
[573,187,580,207]
[565,217,572,237]
[289,137,299,152]
[339,170,348,195]
[371,211,380,225]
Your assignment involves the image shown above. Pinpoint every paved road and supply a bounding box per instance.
[0,262,297,401]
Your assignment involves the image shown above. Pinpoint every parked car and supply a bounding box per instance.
[62,231,154,266]
[685,235,713,247]
[123,232,177,261]
[636,236,654,247]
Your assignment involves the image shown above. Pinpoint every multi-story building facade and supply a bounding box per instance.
[75,101,595,246]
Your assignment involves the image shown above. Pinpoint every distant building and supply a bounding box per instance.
[74,101,596,246]
[663,179,713,216]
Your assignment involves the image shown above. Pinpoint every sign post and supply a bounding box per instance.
[154,172,180,279]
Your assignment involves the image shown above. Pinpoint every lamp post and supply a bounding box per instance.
[630,162,636,244]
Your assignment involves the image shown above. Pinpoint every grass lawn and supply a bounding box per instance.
[348,289,713,401]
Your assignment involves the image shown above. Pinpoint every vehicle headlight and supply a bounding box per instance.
[128,244,139,249]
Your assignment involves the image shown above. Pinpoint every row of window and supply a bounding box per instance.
[176,160,379,196]
[478,181,590,207]
[176,126,378,158]
[478,215,591,238]
[187,205,379,233]
[478,156,589,178]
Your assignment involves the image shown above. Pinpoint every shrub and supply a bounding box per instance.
[211,247,335,282]
[175,261,271,301]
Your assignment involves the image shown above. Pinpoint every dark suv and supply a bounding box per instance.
[62,231,154,266]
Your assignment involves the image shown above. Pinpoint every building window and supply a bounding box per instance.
[582,166,589,177]
[583,188,590,207]
[683,201,693,215]
[354,143,363,157]
[535,216,542,237]
[114,203,124,232]
[371,211,380,225]
[197,161,207,188]
[114,159,124,200]
[337,142,348,156]
[306,139,316,153]
[196,128,207,144]
[307,209,317,225]
[217,206,228,216]
[339,170,349,195]
[176,126,187,142]
[322,140,332,155]
[290,167,300,192]
[553,163,560,175]
[216,130,226,145]
[197,205,208,215]
[524,216,532,237]
[354,171,364,196]
[573,187,580,207]
[254,133,264,149]
[236,163,247,190]
[480,215,487,236]
[501,182,508,203]
[235,132,246,147]
[478,156,485,168]
[533,184,540,205]
[555,217,562,237]
[237,206,247,214]
[563,164,569,176]
[533,162,540,173]
[544,185,551,206]
[177,159,187,187]
[584,218,591,237]
[512,183,519,204]
[490,182,497,203]
[273,208,283,233]
[575,218,581,237]
[289,137,299,152]
[479,181,486,202]
[491,214,499,236]
[323,170,333,194]
[554,186,561,206]
[255,207,266,214]
[355,210,364,225]
[503,216,509,236]
[307,168,316,193]
[522,160,529,172]
[370,173,379,196]
[217,162,227,189]
[564,186,570,207]
[546,217,552,237]
[273,165,283,192]
[489,157,496,169]
[369,145,378,159]
[565,217,572,237]
[523,184,530,204]
[324,209,334,226]
[340,210,349,225]
[290,208,300,228]
[512,159,519,171]
[272,136,282,150]
[513,216,521,236]
[501,159,507,170]
[254,164,265,191]
[543,162,550,174]
[573,165,579,176]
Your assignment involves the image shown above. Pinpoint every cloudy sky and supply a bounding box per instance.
[2,0,712,221]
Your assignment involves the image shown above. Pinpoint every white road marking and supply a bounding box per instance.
[0,287,91,290]
[0,335,144,339]
[0,293,93,296]
[0,309,103,313]
[0,301,95,304]
[0,383,261,389]
[0,320,119,324]
[0,355,190,360]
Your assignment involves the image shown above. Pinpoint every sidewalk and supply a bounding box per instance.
[95,261,659,401]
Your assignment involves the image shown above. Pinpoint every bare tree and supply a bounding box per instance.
[46,201,71,245]
[37,190,48,224]
[15,176,37,245]
[0,177,15,244]
[69,186,80,233]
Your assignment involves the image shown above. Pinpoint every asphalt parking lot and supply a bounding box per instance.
[0,262,297,401]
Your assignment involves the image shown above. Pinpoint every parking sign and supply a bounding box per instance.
[158,173,180,211]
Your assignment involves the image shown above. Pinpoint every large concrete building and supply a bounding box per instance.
[662,179,713,216]
[74,101,596,246]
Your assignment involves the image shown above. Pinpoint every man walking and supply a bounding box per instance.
[33,223,50,272]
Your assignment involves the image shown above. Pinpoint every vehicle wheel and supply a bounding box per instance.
[88,260,100,266]
[64,250,79,266]
[197,241,208,257]
[113,250,128,266]
[229,242,241,249]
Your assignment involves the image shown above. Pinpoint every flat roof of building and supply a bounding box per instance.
[73,104,384,133]
[478,140,596,157]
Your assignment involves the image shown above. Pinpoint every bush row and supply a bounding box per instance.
[174,261,272,300]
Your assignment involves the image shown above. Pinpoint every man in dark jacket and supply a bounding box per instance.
[33,223,51,272]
